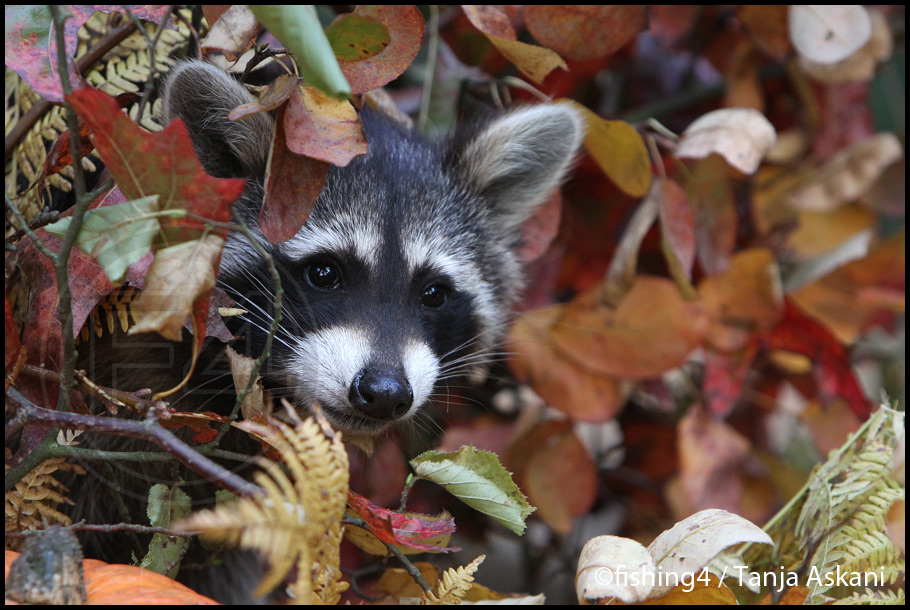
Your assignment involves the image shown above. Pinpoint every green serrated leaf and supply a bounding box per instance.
[141,483,191,577]
[249,5,351,98]
[410,446,535,535]
[46,195,164,282]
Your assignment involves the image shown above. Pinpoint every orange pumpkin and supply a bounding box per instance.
[5,550,219,605]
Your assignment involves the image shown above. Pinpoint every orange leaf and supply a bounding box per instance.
[550,278,709,379]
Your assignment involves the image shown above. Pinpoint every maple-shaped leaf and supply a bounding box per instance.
[346,491,459,554]
[66,87,246,245]
[65,87,246,393]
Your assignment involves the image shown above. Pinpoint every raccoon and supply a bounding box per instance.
[146,60,584,433]
[68,60,582,593]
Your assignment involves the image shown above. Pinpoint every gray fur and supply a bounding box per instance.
[161,60,584,432]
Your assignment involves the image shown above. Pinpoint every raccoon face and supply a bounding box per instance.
[163,61,583,434]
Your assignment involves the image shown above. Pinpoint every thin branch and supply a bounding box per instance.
[5,387,263,499]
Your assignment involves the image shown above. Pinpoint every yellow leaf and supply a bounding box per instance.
[560,99,652,197]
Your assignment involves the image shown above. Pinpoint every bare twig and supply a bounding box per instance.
[5,387,263,499]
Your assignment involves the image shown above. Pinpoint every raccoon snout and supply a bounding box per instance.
[348,367,414,421]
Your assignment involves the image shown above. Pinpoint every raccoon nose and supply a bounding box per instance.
[349,367,414,421]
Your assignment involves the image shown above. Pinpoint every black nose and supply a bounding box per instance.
[348,367,413,421]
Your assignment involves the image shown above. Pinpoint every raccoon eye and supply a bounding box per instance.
[420,284,449,308]
[306,261,341,290]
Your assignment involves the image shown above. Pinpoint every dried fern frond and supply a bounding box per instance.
[739,402,905,604]
[5,455,85,544]
[178,410,350,604]
[424,554,485,605]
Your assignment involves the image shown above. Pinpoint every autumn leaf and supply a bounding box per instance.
[550,278,709,380]
[346,491,459,553]
[461,5,567,84]
[326,5,424,95]
[283,83,367,167]
[260,104,330,243]
[524,6,647,61]
[676,108,777,174]
[507,303,626,422]
[563,99,652,198]
[66,87,245,245]
[504,422,597,534]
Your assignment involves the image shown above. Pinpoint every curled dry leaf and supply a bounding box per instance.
[646,508,773,596]
[201,4,259,62]
[576,535,656,604]
[129,234,224,342]
[676,108,777,175]
[788,5,872,65]
[798,8,892,83]
[786,133,903,212]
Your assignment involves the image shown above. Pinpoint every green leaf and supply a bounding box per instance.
[249,5,351,98]
[410,446,535,535]
[326,13,390,61]
[45,195,164,282]
[141,483,191,577]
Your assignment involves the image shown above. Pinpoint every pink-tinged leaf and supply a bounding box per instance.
[347,491,460,553]
[327,5,424,95]
[4,5,83,102]
[261,105,330,243]
[283,83,367,167]
[658,178,696,280]
[702,342,760,417]
[5,6,171,103]
[525,5,647,61]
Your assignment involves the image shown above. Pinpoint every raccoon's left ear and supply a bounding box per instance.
[455,104,584,231]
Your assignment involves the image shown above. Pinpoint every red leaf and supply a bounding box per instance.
[5,297,23,379]
[763,299,871,419]
[65,87,246,244]
[329,5,425,95]
[346,491,460,553]
[260,105,330,243]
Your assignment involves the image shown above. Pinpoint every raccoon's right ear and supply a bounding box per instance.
[162,61,272,179]
[454,104,584,231]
